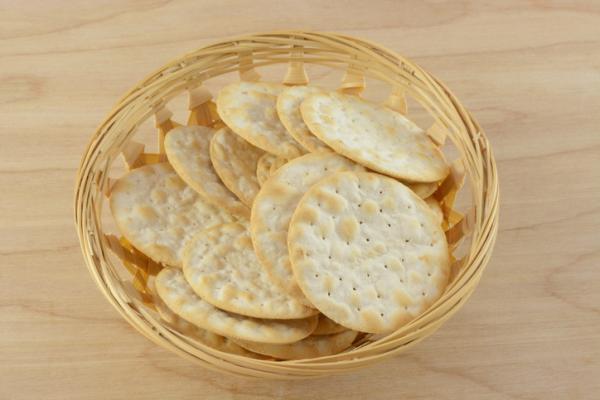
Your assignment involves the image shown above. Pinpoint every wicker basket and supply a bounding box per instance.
[75,31,499,378]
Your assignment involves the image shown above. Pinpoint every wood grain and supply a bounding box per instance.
[1,1,599,399]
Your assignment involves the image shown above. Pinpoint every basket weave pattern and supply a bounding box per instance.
[75,31,499,378]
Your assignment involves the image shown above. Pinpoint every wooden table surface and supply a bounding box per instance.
[1,1,599,399]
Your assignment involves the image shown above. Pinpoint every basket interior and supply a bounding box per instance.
[76,32,491,377]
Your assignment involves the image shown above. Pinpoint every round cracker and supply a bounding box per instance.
[155,268,318,344]
[277,86,330,153]
[164,125,249,218]
[233,330,358,360]
[109,162,233,267]
[209,127,264,206]
[301,92,449,182]
[154,293,262,358]
[288,170,450,333]
[216,82,304,158]
[183,223,317,319]
[312,314,347,336]
[250,153,364,304]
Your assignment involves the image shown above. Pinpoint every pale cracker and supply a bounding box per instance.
[250,153,364,304]
[155,268,318,343]
[301,92,449,182]
[233,330,358,360]
[276,85,330,153]
[312,314,347,336]
[183,223,317,319]
[154,292,262,358]
[164,125,249,218]
[109,162,233,267]
[209,127,264,206]
[288,170,450,333]
[216,82,304,158]
[425,197,444,225]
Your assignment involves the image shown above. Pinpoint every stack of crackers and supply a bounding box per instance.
[110,82,451,360]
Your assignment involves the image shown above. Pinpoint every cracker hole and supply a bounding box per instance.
[358,203,362,208]
[352,287,357,291]
[422,292,426,296]
[346,241,350,245]
[328,255,332,260]
[365,238,370,242]
[420,223,424,227]
[357,307,361,311]
[430,242,434,247]
[379,190,383,194]
[314,274,319,278]
[339,277,343,281]
[427,272,432,277]
[380,313,384,317]
[376,293,381,298]
[387,223,392,228]
[405,239,410,243]
[379,209,383,213]
[404,305,408,310]
[359,221,363,225]
[327,292,331,296]
[384,265,388,269]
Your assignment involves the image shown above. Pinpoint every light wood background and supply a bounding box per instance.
[1,1,599,399]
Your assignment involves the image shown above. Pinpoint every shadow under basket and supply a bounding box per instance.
[75,31,499,378]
